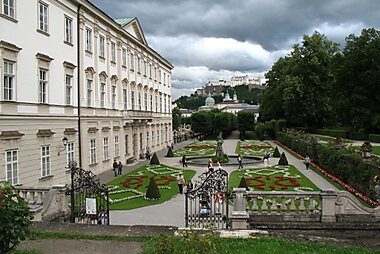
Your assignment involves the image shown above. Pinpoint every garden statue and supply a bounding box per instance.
[216,132,224,157]
[360,141,372,158]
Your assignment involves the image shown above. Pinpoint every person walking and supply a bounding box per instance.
[118,161,123,176]
[182,155,188,167]
[186,180,194,193]
[112,160,118,177]
[237,154,243,170]
[304,156,311,170]
[177,174,185,194]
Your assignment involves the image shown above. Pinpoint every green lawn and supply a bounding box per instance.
[106,164,195,210]
[235,140,274,157]
[351,145,380,156]
[229,165,319,191]
[173,141,217,157]
[314,135,353,144]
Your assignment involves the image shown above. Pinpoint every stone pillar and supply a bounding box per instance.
[230,188,249,229]
[321,189,337,223]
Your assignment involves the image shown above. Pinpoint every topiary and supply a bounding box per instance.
[278,152,288,165]
[0,182,33,253]
[166,148,174,157]
[150,152,160,165]
[238,176,249,190]
[146,177,161,200]
[273,147,281,158]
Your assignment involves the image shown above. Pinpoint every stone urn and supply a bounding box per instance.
[375,183,380,202]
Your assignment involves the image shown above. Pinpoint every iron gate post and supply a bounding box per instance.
[70,163,75,223]
[106,189,110,225]
[185,192,189,227]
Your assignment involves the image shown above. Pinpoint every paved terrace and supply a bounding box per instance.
[99,133,340,228]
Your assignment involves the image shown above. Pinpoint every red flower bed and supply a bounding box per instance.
[154,176,176,186]
[274,140,380,207]
[245,176,266,190]
[240,145,272,149]
[274,176,300,188]
[184,145,216,149]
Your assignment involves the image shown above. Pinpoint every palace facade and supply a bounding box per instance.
[0,0,173,187]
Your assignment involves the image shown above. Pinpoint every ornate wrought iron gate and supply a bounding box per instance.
[67,162,110,225]
[185,169,229,229]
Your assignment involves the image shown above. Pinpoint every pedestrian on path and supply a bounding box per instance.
[304,156,311,170]
[263,151,270,167]
[238,154,243,170]
[118,161,123,176]
[177,174,185,194]
[112,160,118,177]
[182,155,188,167]
[186,180,193,193]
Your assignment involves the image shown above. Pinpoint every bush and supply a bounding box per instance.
[150,153,160,165]
[146,177,161,200]
[317,129,348,138]
[0,182,33,253]
[255,123,266,141]
[369,134,380,143]
[166,148,174,157]
[278,152,288,165]
[211,154,229,163]
[349,128,367,140]
[275,119,287,134]
[238,177,248,190]
[273,147,281,158]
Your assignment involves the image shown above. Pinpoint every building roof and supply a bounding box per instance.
[205,96,215,104]
[114,17,134,26]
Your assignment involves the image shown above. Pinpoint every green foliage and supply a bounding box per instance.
[255,122,266,141]
[191,111,236,138]
[277,131,380,204]
[273,147,281,157]
[166,148,174,157]
[317,129,348,138]
[172,107,181,130]
[369,134,380,143]
[0,182,33,253]
[211,154,229,163]
[237,111,255,137]
[150,153,160,165]
[238,177,248,190]
[145,177,161,200]
[278,152,289,165]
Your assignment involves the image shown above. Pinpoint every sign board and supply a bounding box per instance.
[85,198,97,215]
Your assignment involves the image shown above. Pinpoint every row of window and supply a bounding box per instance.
[3,60,74,104]
[5,142,74,185]
[85,28,170,86]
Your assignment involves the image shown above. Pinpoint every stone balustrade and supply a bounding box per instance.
[231,188,380,229]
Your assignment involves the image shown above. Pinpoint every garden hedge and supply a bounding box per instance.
[316,129,348,138]
[277,132,380,202]
[369,134,380,143]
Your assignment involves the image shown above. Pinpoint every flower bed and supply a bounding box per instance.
[173,141,217,156]
[236,141,274,157]
[106,164,196,210]
[275,140,380,207]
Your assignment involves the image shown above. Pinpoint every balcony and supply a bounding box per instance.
[123,110,153,121]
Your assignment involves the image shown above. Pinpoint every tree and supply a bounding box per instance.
[172,107,181,130]
[146,177,161,200]
[237,111,255,140]
[0,182,33,253]
[150,153,160,165]
[191,111,214,137]
[255,122,266,141]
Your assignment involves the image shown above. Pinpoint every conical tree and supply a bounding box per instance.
[166,148,174,157]
[238,176,249,190]
[146,177,161,200]
[273,147,281,158]
[278,152,288,165]
[150,152,160,165]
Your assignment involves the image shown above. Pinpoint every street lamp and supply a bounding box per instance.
[58,137,69,155]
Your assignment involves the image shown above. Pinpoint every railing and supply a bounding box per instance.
[15,185,68,222]
[230,188,380,229]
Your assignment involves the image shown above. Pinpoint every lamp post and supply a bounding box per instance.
[58,137,69,155]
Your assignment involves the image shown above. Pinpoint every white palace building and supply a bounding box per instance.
[0,0,173,187]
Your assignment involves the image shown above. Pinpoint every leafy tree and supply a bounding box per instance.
[191,111,214,137]
[0,182,32,253]
[255,122,266,141]
[278,152,289,165]
[237,111,255,140]
[146,177,161,200]
[150,153,160,165]
[334,28,380,133]
[172,107,181,130]
[214,112,235,135]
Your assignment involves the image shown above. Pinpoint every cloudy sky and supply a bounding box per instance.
[91,0,380,99]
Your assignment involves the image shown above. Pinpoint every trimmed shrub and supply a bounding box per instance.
[278,152,288,165]
[166,148,174,157]
[317,129,348,138]
[146,177,161,200]
[238,176,248,190]
[273,147,281,158]
[150,153,160,165]
[0,182,33,253]
[255,123,266,141]
[369,134,380,143]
